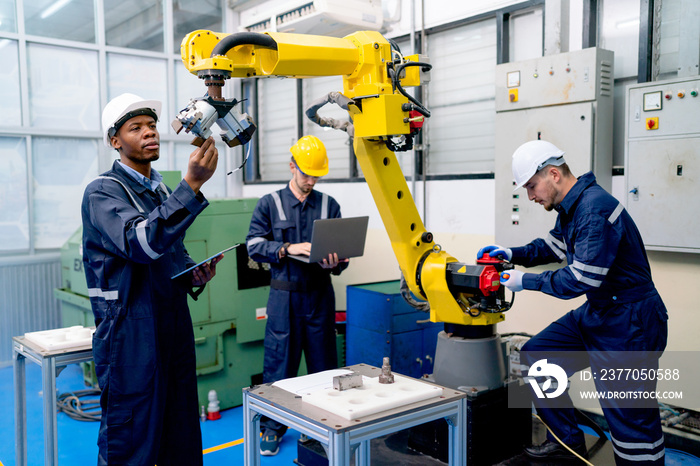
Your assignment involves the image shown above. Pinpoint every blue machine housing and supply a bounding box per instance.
[346,280,442,379]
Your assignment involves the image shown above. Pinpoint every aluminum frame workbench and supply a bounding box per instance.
[242,363,468,465]
[13,335,94,466]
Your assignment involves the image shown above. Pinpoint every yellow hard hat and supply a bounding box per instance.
[290,135,328,177]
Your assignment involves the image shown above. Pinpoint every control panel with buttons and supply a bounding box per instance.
[626,76,700,252]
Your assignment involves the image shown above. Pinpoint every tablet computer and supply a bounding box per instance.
[171,243,240,279]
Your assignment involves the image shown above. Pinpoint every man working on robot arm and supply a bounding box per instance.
[478,140,668,465]
[82,93,221,465]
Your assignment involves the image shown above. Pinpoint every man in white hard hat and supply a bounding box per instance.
[479,140,668,464]
[82,93,220,465]
[246,135,348,456]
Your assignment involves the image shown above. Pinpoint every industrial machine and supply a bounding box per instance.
[54,195,271,410]
[173,28,515,391]
[172,28,532,464]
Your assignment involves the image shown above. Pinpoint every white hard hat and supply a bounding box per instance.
[102,93,161,147]
[511,140,566,190]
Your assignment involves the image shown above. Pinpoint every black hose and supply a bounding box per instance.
[393,61,432,117]
[211,32,278,57]
[57,389,102,422]
[400,271,430,311]
[387,38,402,55]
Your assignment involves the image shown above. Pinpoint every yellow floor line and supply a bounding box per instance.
[203,438,244,455]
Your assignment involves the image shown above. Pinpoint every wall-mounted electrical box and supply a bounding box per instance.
[625,76,700,253]
[494,48,614,246]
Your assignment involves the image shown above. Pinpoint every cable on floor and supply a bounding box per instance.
[57,389,102,422]
[533,413,594,465]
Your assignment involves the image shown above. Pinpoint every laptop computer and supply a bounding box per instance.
[289,216,369,263]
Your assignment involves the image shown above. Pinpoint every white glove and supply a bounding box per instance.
[477,244,513,261]
[500,270,524,292]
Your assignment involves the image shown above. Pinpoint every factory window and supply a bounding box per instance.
[250,39,419,183]
[32,137,99,249]
[302,76,352,179]
[172,0,222,54]
[106,53,169,135]
[28,44,100,130]
[0,0,16,33]
[509,7,543,62]
[425,19,498,175]
[24,0,95,43]
[257,78,297,181]
[599,0,641,79]
[0,137,29,252]
[240,79,259,183]
[105,0,165,52]
[175,58,207,116]
[654,0,699,80]
[0,39,21,125]
[0,0,234,254]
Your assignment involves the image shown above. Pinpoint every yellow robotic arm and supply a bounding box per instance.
[174,29,511,327]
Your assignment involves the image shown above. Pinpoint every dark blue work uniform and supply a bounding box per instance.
[82,161,208,465]
[246,185,347,435]
[514,172,668,465]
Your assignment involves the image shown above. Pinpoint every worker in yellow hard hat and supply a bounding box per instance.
[245,134,348,456]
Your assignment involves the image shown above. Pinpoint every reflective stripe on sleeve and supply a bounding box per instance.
[88,288,119,300]
[247,237,266,247]
[572,260,609,276]
[545,233,567,261]
[608,203,624,224]
[135,219,163,260]
[568,265,602,287]
[270,191,287,221]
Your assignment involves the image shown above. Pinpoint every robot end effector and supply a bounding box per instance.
[171,96,256,148]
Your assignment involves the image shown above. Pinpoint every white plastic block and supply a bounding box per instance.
[302,374,443,420]
[24,326,94,351]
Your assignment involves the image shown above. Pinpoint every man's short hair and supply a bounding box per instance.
[538,162,571,178]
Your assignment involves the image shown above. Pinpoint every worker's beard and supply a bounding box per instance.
[293,175,314,196]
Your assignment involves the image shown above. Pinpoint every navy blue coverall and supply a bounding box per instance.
[82,161,208,465]
[246,185,348,435]
[513,172,668,465]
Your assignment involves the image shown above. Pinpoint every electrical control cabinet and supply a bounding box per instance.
[625,76,700,253]
[494,48,614,246]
